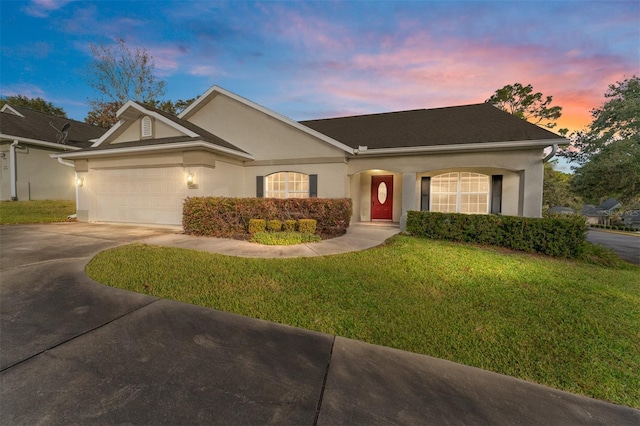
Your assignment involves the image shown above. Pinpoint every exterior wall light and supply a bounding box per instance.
[76,177,84,187]
[187,172,198,189]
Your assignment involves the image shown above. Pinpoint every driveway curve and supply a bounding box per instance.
[1,223,639,425]
[587,229,640,265]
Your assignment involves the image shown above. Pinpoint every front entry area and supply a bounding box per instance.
[371,175,393,220]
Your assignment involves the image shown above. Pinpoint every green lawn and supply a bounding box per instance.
[86,236,640,408]
[0,200,75,224]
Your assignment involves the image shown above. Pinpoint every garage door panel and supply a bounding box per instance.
[94,168,185,225]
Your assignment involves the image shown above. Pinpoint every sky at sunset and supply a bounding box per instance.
[2,0,639,140]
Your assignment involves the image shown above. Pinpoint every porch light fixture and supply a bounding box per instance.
[187,172,198,189]
[75,177,84,187]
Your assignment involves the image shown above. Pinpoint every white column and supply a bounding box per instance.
[400,172,416,230]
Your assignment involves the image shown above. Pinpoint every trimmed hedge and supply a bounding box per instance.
[183,197,352,239]
[406,211,588,258]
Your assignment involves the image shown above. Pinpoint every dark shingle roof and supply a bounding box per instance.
[0,105,106,148]
[299,103,564,150]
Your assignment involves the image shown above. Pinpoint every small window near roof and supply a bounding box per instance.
[141,116,153,138]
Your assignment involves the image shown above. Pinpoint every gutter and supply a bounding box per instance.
[543,144,558,163]
[0,134,82,150]
[53,140,256,161]
[351,139,566,156]
[56,157,75,167]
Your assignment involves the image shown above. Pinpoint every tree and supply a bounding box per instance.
[486,83,566,133]
[543,161,582,211]
[84,101,120,128]
[570,138,640,205]
[86,38,167,127]
[144,98,197,115]
[0,94,67,117]
[562,76,640,205]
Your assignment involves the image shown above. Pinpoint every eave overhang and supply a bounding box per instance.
[350,138,567,157]
[0,134,83,151]
[53,141,255,161]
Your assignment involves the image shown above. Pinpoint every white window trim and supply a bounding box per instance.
[430,172,490,214]
[265,172,310,199]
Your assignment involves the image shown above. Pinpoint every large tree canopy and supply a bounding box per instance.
[486,83,566,133]
[562,76,640,205]
[87,38,166,105]
[85,38,167,127]
[0,95,67,117]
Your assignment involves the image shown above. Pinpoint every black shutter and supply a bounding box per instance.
[491,175,503,214]
[309,174,318,198]
[421,177,430,211]
[256,176,264,198]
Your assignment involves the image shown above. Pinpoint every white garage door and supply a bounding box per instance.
[93,168,185,225]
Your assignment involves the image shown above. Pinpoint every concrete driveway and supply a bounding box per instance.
[1,223,639,425]
[587,230,640,265]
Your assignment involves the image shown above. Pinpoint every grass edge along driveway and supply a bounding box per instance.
[86,235,640,409]
[0,200,75,224]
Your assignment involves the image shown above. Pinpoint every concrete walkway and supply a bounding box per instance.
[1,223,639,425]
[140,221,402,257]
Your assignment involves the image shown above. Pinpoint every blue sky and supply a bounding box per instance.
[1,0,639,135]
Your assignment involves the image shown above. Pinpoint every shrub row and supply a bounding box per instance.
[406,211,588,258]
[183,197,352,239]
[248,218,317,234]
[590,224,636,232]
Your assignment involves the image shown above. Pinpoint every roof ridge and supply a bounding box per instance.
[300,103,489,123]
[7,104,107,129]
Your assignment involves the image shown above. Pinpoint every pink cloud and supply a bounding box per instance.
[289,31,632,133]
[258,4,355,52]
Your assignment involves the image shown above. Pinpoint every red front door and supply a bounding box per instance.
[371,175,393,220]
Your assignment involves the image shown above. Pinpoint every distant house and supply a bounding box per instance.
[55,85,567,229]
[581,198,622,226]
[0,105,106,201]
[547,206,575,215]
[622,210,640,229]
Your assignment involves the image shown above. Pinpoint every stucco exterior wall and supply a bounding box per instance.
[0,142,75,201]
[74,150,245,224]
[351,170,403,222]
[187,94,346,161]
[243,162,348,198]
[347,149,545,218]
[111,117,183,143]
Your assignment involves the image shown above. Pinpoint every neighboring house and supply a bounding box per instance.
[622,210,640,229]
[581,198,622,226]
[547,206,576,215]
[0,105,106,201]
[54,85,567,229]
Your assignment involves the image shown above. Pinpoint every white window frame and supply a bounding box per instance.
[430,172,490,214]
[265,172,309,199]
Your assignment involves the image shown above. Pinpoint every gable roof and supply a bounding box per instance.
[180,85,355,154]
[0,105,106,149]
[61,101,252,160]
[300,103,566,153]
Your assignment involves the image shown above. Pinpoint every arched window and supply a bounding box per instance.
[431,172,490,214]
[141,116,153,138]
[265,172,309,198]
